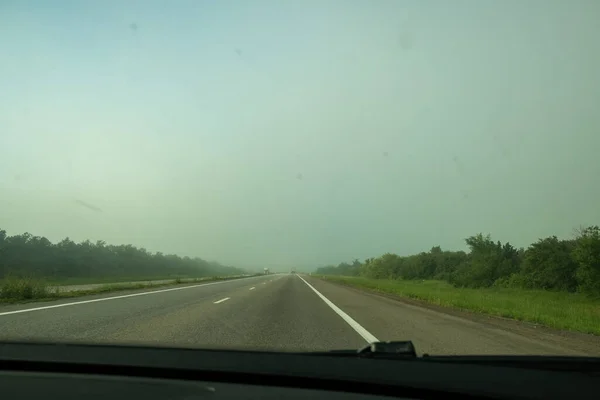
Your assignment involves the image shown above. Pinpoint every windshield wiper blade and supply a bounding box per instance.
[357,341,417,358]
[307,341,418,359]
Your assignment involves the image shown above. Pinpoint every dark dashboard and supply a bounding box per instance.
[2,371,404,400]
[1,341,598,400]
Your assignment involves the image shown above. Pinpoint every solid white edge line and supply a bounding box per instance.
[0,276,258,317]
[297,275,379,343]
[213,297,230,304]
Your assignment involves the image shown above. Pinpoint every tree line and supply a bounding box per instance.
[315,226,600,296]
[0,228,245,281]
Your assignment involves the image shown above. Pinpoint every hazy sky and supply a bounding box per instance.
[1,1,600,270]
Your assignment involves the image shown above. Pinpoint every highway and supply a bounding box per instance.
[1,274,599,356]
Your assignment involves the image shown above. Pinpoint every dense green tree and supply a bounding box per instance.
[519,236,578,291]
[316,226,600,296]
[0,228,244,280]
[573,226,600,295]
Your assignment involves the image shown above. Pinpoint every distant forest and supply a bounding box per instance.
[0,228,245,280]
[316,226,600,296]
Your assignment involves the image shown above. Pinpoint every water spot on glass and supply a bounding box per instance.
[75,199,103,213]
[398,30,414,50]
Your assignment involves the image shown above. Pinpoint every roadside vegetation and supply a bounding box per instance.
[315,226,600,335]
[0,227,247,303]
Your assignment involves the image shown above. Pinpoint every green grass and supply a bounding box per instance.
[318,275,600,336]
[0,275,58,301]
[0,274,254,304]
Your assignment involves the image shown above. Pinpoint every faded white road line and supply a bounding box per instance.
[0,276,262,317]
[249,287,255,290]
[213,297,230,304]
[297,275,378,343]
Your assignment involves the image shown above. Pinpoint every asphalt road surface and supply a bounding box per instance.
[1,274,599,355]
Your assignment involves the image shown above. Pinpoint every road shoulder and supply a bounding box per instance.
[304,275,600,356]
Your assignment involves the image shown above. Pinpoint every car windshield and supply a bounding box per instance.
[1,0,599,358]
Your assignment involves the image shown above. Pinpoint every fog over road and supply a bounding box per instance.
[1,274,599,356]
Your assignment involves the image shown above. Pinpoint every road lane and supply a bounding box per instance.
[1,274,599,356]
[97,273,367,351]
[0,274,367,351]
[0,274,276,341]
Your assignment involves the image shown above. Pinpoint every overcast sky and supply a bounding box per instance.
[1,1,599,271]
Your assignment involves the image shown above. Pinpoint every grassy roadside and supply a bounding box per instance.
[317,275,600,336]
[44,275,196,285]
[0,275,254,304]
